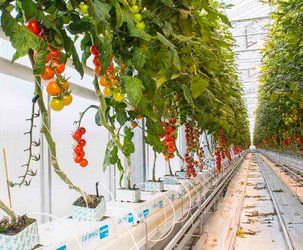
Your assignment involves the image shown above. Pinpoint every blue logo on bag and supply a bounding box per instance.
[99,225,109,239]
[143,209,149,218]
[56,245,66,250]
[128,213,134,223]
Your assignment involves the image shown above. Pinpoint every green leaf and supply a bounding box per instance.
[94,0,111,21]
[33,41,47,75]
[156,32,175,48]
[190,76,209,98]
[1,11,18,37]
[114,1,123,28]
[116,110,128,126]
[122,75,145,106]
[99,31,112,74]
[289,82,297,91]
[172,49,181,71]
[138,96,157,122]
[21,0,36,19]
[109,146,118,164]
[161,0,173,7]
[123,127,135,156]
[11,28,41,62]
[145,134,164,153]
[61,30,84,77]
[68,21,92,34]
[95,110,101,126]
[162,21,173,36]
[132,48,147,69]
[182,84,194,105]
[117,158,123,172]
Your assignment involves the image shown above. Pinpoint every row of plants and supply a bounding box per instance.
[0,0,249,247]
[254,0,303,154]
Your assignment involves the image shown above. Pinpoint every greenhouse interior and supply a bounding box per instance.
[0,0,302,249]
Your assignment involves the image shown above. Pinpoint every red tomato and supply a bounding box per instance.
[74,144,84,154]
[79,127,86,135]
[27,20,40,35]
[166,140,175,148]
[95,65,101,75]
[72,131,82,141]
[74,155,83,163]
[50,49,60,58]
[46,81,61,96]
[80,159,88,167]
[41,66,55,80]
[79,138,86,146]
[169,118,177,124]
[52,60,65,74]
[107,64,114,72]
[45,53,51,63]
[76,150,85,158]
[90,45,99,56]
[93,56,100,66]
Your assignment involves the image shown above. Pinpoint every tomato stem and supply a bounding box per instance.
[0,199,17,223]
[92,76,132,189]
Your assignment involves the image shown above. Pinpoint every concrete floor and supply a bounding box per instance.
[193,153,303,250]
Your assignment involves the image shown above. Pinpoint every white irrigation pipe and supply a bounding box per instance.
[175,173,200,209]
[147,188,177,242]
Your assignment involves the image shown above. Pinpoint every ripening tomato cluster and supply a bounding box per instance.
[161,118,177,160]
[280,136,303,151]
[27,19,72,112]
[90,45,125,103]
[72,127,88,168]
[129,0,145,30]
[41,48,72,112]
[215,149,222,173]
[216,129,232,172]
[184,123,203,177]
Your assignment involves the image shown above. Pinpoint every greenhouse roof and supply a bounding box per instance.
[223,0,272,141]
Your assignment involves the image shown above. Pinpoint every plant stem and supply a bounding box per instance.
[0,199,17,223]
[76,105,99,129]
[152,150,157,182]
[92,76,131,188]
[174,142,184,163]
[168,159,173,176]
[126,155,132,189]
[28,52,89,201]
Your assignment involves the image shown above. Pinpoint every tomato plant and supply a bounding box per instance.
[254,0,303,155]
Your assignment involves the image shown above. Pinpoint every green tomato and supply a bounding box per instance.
[50,98,64,111]
[136,21,145,30]
[113,92,124,102]
[129,0,136,5]
[79,2,89,14]
[131,5,140,14]
[134,13,142,22]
